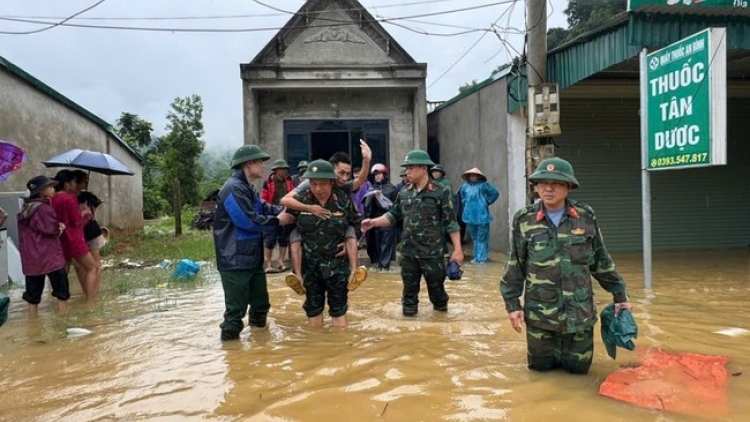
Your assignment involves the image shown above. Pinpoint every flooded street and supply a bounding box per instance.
[1,249,750,422]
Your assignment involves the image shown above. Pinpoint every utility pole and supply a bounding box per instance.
[525,0,551,203]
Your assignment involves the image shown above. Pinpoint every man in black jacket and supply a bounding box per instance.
[214,144,294,341]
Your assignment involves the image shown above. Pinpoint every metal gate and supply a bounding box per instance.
[557,99,750,251]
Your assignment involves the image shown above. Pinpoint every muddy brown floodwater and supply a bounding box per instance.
[1,250,749,422]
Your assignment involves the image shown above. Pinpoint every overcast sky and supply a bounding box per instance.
[0,0,567,149]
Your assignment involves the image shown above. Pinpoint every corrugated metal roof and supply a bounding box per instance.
[0,55,141,162]
[629,12,750,49]
[508,11,750,113]
[632,5,750,17]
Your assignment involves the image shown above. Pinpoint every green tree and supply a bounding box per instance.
[547,0,627,49]
[458,79,479,94]
[159,95,205,209]
[114,113,168,219]
[115,112,154,149]
[197,146,233,199]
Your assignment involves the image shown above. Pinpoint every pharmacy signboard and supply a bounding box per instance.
[643,27,726,170]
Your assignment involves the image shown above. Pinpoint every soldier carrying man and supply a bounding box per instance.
[285,159,363,328]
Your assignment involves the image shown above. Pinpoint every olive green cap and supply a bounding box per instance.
[231,144,271,169]
[400,149,434,167]
[302,159,337,180]
[430,164,445,174]
[297,160,309,170]
[271,159,290,171]
[529,157,580,188]
[399,168,407,177]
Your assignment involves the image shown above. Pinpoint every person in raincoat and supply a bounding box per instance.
[362,163,398,271]
[18,175,70,315]
[458,168,499,264]
[500,157,632,374]
[214,145,294,341]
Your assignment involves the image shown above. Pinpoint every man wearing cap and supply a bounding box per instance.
[292,161,309,187]
[362,149,463,317]
[458,167,499,264]
[500,157,633,373]
[262,159,295,272]
[214,145,294,341]
[280,140,372,296]
[284,160,362,328]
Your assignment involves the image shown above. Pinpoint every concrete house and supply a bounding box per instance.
[429,5,750,252]
[241,0,428,172]
[0,55,143,233]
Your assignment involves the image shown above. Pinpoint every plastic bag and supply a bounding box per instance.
[375,194,393,210]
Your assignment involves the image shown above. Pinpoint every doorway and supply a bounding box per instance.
[310,131,350,162]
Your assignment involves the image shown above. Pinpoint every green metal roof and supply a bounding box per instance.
[508,11,750,113]
[0,55,142,162]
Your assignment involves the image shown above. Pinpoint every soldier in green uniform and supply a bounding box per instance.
[500,157,633,373]
[286,160,362,328]
[430,164,453,195]
[362,150,464,317]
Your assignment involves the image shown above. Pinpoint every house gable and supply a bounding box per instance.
[249,0,417,67]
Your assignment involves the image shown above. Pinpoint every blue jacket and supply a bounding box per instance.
[459,180,499,224]
[213,170,284,271]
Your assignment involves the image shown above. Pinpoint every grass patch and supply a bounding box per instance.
[97,210,217,296]
[102,208,215,264]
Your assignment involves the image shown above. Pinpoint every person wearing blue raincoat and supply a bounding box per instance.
[459,168,499,264]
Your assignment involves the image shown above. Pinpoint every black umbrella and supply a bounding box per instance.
[43,149,134,176]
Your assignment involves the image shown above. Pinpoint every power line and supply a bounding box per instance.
[0,1,518,36]
[427,3,517,89]
[0,0,468,22]
[0,0,109,35]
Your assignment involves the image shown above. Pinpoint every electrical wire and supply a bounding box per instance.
[0,0,109,35]
[0,0,468,22]
[0,1,518,36]
[426,2,518,89]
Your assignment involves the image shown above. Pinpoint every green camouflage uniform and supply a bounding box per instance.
[500,200,629,373]
[290,189,361,318]
[385,182,459,316]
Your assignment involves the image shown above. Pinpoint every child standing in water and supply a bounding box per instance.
[18,175,70,315]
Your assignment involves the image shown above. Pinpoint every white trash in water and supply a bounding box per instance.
[66,327,92,338]
[714,327,750,337]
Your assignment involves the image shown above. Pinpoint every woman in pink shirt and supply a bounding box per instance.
[51,170,98,302]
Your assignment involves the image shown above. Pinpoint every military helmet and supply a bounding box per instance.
[430,164,445,174]
[271,159,290,171]
[399,168,407,177]
[302,159,337,180]
[231,144,271,169]
[529,157,580,188]
[400,149,435,167]
[297,160,309,170]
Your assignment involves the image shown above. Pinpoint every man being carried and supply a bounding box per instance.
[281,140,372,294]
[286,160,362,327]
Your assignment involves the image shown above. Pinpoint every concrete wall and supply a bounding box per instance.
[427,78,511,253]
[256,88,416,171]
[0,68,143,230]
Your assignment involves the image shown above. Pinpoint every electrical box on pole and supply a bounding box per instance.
[527,83,561,138]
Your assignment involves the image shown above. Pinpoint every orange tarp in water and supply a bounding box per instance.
[599,348,731,418]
